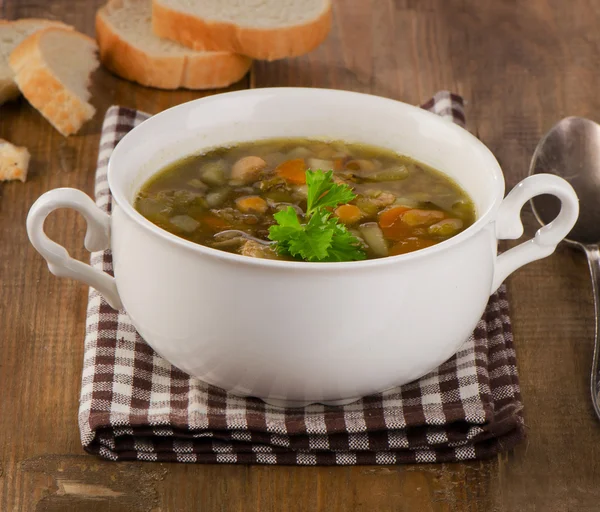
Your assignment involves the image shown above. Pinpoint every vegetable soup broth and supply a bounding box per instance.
[135,138,476,261]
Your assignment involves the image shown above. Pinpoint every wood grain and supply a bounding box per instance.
[1,0,600,510]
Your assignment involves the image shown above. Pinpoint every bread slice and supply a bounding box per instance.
[96,0,251,89]
[9,28,99,137]
[152,0,332,61]
[0,19,71,105]
[0,138,30,182]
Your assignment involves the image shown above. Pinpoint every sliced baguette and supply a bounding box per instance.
[0,138,30,182]
[97,0,251,89]
[9,27,99,136]
[152,0,332,61]
[0,19,71,105]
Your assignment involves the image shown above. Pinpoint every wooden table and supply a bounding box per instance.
[1,1,599,510]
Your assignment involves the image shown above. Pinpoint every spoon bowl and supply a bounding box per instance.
[531,116,600,246]
[530,116,600,420]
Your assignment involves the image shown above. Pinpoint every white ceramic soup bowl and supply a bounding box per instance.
[27,88,578,407]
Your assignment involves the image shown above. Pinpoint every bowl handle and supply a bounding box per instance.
[26,188,123,310]
[492,174,579,293]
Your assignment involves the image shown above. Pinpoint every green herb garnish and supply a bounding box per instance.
[268,170,366,262]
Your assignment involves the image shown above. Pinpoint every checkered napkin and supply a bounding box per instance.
[79,91,525,464]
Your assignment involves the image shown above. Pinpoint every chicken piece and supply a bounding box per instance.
[240,240,277,259]
[370,192,396,208]
[355,191,397,217]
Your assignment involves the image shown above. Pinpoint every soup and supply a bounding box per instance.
[134,138,476,261]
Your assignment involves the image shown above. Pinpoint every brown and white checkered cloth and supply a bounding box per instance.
[79,91,525,464]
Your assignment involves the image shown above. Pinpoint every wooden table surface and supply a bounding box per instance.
[1,0,600,510]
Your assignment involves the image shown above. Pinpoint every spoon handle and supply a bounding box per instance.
[584,245,600,420]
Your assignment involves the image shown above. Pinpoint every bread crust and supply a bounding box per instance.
[96,3,251,90]
[0,18,70,30]
[0,19,72,105]
[151,0,332,61]
[9,28,97,137]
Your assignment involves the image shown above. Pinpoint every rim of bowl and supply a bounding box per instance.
[108,87,505,270]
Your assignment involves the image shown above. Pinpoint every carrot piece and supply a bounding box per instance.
[378,206,413,240]
[390,237,437,256]
[199,213,229,231]
[275,158,307,184]
[333,158,344,171]
[381,222,412,241]
[334,204,362,224]
[378,206,410,228]
[235,195,268,213]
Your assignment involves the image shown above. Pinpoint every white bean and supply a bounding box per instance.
[231,156,267,184]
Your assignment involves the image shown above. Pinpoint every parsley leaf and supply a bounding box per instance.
[324,220,367,262]
[268,207,303,245]
[270,207,333,261]
[306,170,356,212]
[268,169,367,262]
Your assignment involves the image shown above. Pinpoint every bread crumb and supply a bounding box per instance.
[0,138,30,182]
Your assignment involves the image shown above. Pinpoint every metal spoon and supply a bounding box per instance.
[530,116,600,420]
